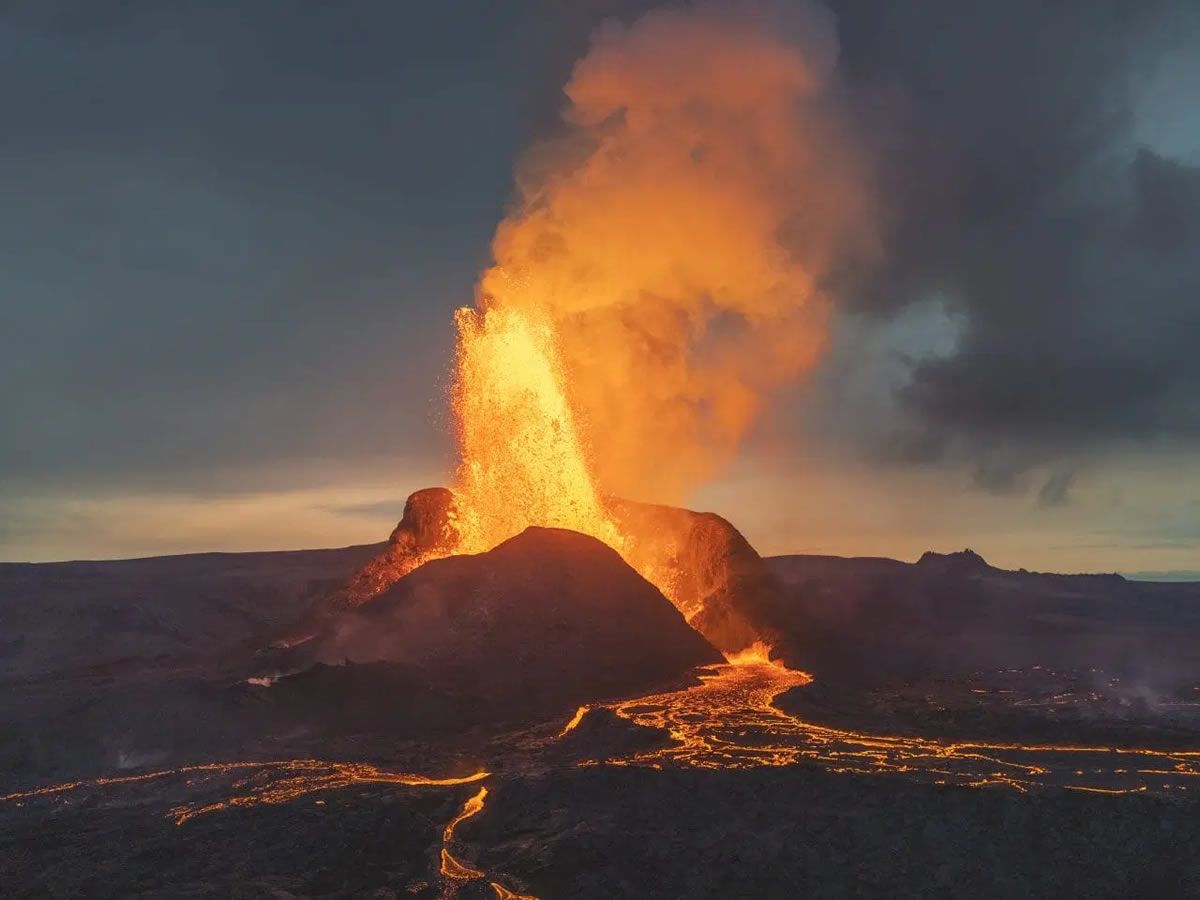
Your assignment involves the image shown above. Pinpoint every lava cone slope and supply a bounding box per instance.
[300,526,723,717]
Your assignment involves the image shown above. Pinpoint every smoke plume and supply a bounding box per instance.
[478,1,875,502]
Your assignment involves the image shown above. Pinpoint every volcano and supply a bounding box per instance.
[279,525,722,714]
[5,515,1200,898]
[293,487,787,658]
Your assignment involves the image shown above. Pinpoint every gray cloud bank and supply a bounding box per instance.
[826,0,1200,483]
[1,1,1198,547]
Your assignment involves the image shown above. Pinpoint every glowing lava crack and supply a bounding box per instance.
[5,659,1199,898]
[0,761,490,826]
[573,660,1200,795]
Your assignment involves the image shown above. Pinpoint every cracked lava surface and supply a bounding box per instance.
[4,659,1199,897]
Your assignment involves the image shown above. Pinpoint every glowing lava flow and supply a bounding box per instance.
[170,762,489,826]
[489,884,539,900]
[3,761,536,898]
[439,785,540,900]
[0,760,489,826]
[440,786,488,880]
[557,705,590,739]
[574,661,1200,794]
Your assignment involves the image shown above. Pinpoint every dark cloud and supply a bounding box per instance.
[0,1,623,494]
[825,0,1200,480]
[1,0,690,499]
[1038,470,1075,508]
[2,0,1197,513]
[1133,147,1200,252]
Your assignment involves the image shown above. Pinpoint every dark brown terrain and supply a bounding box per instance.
[2,503,1198,898]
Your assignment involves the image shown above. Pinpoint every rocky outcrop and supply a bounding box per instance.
[300,527,723,712]
[303,488,787,658]
[916,548,992,577]
[325,487,459,611]
[606,498,785,656]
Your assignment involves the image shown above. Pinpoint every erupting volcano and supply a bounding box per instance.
[364,1,873,644]
[5,2,1200,898]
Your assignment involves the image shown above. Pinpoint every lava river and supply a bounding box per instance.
[5,659,1200,899]
[568,660,1200,795]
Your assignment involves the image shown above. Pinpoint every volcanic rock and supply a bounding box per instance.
[298,527,722,716]
[310,487,788,658]
[269,488,459,646]
[551,706,673,763]
[326,487,459,610]
[916,548,992,577]
[0,544,378,681]
[606,498,786,656]
[767,548,1200,687]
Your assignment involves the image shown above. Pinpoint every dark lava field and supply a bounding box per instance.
[2,503,1199,898]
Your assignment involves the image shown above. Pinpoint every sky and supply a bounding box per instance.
[2,0,1198,574]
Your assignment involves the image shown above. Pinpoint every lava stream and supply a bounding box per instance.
[0,760,489,825]
[440,786,488,881]
[439,784,540,900]
[574,661,1200,794]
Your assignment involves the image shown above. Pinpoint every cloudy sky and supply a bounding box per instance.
[3,1,1198,574]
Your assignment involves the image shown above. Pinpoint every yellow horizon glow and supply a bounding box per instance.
[2,449,1197,575]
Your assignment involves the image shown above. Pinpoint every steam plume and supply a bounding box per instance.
[479,1,875,501]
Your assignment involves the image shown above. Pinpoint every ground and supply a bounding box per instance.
[2,542,1198,898]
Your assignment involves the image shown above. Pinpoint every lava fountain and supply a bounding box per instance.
[438,2,874,620]
[450,304,623,557]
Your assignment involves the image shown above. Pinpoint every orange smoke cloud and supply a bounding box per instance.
[478,2,875,502]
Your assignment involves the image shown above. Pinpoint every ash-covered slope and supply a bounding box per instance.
[302,486,789,657]
[766,549,1200,684]
[291,527,722,713]
[322,487,458,612]
[0,544,380,681]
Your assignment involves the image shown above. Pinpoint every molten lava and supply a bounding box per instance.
[0,760,489,826]
[433,0,874,628]
[450,304,623,558]
[575,661,1200,794]
[448,303,703,629]
[440,786,488,881]
[439,784,541,899]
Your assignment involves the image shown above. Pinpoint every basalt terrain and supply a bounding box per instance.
[2,493,1199,898]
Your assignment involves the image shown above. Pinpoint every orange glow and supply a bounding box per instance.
[450,305,624,557]
[557,705,590,738]
[0,760,489,826]
[170,763,488,826]
[466,4,872,505]
[448,303,704,617]
[440,786,489,881]
[491,883,539,900]
[723,640,778,666]
[440,848,485,881]
[588,661,1200,794]
[433,2,874,613]
[448,303,702,612]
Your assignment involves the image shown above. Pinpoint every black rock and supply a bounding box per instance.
[298,527,723,717]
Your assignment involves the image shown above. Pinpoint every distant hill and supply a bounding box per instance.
[0,544,382,680]
[5,538,1197,687]
[764,549,1200,685]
